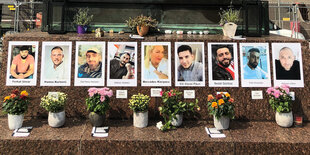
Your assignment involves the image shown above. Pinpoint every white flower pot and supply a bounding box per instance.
[222,22,237,38]
[8,114,24,130]
[171,113,183,127]
[213,115,230,130]
[275,111,293,127]
[48,111,66,128]
[134,111,148,128]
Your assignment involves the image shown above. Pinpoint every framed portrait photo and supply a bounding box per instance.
[74,41,105,86]
[208,42,239,87]
[175,42,205,87]
[41,42,72,86]
[240,43,271,87]
[6,41,39,86]
[272,43,304,87]
[107,42,137,87]
[141,42,171,86]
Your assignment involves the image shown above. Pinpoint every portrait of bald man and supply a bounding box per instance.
[275,47,301,80]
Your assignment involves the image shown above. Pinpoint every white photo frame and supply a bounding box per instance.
[74,41,105,86]
[240,43,271,87]
[107,42,137,87]
[6,41,39,86]
[175,42,205,87]
[208,42,239,87]
[141,42,171,86]
[41,42,72,86]
[272,43,304,87]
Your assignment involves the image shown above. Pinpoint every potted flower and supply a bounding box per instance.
[126,14,158,36]
[219,8,240,38]
[266,84,293,127]
[207,92,235,130]
[128,93,151,128]
[2,89,30,130]
[86,87,113,126]
[40,92,67,128]
[73,7,93,34]
[157,89,200,131]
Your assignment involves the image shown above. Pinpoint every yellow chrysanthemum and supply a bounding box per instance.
[211,102,218,108]
[20,90,29,96]
[3,96,10,102]
[225,93,230,98]
[218,99,225,105]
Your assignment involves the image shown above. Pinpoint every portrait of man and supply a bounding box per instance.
[177,44,203,81]
[110,52,133,79]
[44,46,66,79]
[78,48,102,78]
[275,47,301,80]
[10,46,34,79]
[243,48,268,79]
[212,45,235,80]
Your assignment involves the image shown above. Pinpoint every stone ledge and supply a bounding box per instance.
[0,118,309,154]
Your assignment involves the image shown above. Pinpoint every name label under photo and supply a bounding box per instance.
[116,90,128,99]
[151,88,162,97]
[184,90,195,99]
[251,90,263,99]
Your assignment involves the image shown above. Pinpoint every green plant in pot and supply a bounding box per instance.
[126,14,158,37]
[40,92,67,128]
[86,87,113,127]
[73,7,93,34]
[266,84,293,127]
[2,89,30,130]
[219,8,240,38]
[157,89,200,131]
[128,93,151,128]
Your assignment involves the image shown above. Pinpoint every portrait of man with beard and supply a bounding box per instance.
[10,46,35,79]
[109,52,133,79]
[243,48,268,79]
[212,45,235,80]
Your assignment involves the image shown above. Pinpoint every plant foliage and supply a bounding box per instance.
[2,89,30,115]
[126,14,158,32]
[219,8,240,26]
[73,8,93,25]
[266,85,292,113]
[85,87,113,115]
[207,92,235,119]
[40,92,67,113]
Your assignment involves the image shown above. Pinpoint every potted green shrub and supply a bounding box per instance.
[266,84,293,127]
[126,14,158,36]
[219,8,240,38]
[207,92,235,130]
[73,7,93,34]
[2,89,30,130]
[128,93,151,128]
[40,92,67,128]
[86,87,113,126]
[157,89,200,131]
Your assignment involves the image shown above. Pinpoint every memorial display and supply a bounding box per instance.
[41,42,72,86]
[107,42,137,86]
[240,43,271,87]
[6,41,39,86]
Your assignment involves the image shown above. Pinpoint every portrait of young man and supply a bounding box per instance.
[240,43,271,87]
[6,41,39,86]
[75,42,105,86]
[175,42,205,87]
[41,42,72,86]
[107,42,137,87]
[272,43,304,87]
[208,43,238,87]
[141,42,171,86]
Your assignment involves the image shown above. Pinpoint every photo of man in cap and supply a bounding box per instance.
[10,46,35,79]
[78,47,102,78]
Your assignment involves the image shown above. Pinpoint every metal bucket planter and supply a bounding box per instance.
[133,111,148,128]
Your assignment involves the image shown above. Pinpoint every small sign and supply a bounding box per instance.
[184,90,195,99]
[116,90,127,99]
[9,8,15,11]
[251,90,263,99]
[8,5,14,8]
[289,92,295,101]
[216,92,228,95]
[151,88,162,97]
[48,92,59,100]
[282,17,290,21]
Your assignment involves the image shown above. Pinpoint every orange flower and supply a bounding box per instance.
[207,95,214,101]
[211,102,218,108]
[3,96,10,102]
[10,94,16,98]
[218,99,225,105]
[20,90,28,97]
[229,98,234,103]
[225,93,230,98]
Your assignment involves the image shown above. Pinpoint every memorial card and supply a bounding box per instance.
[6,41,39,86]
